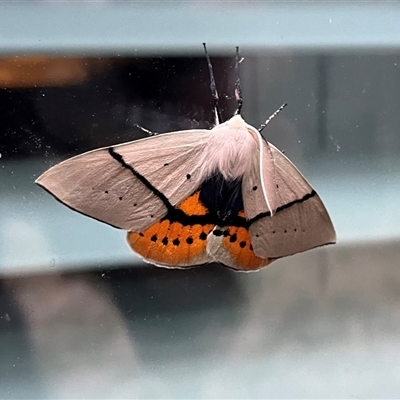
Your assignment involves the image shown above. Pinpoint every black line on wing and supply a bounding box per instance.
[247,190,317,225]
[108,147,173,211]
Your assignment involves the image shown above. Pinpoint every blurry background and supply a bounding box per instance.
[1,1,400,398]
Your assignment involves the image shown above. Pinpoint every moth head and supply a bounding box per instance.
[226,114,246,129]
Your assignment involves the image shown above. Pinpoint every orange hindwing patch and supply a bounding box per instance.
[127,191,214,267]
[206,209,273,271]
[221,225,272,270]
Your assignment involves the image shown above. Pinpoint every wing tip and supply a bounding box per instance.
[36,181,124,231]
[35,176,45,187]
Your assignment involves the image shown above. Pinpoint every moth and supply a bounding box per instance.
[36,45,336,271]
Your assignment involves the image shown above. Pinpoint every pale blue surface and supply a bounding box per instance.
[1,242,400,398]
[0,2,400,55]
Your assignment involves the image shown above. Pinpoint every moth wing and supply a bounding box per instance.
[248,143,336,259]
[115,129,212,207]
[241,130,280,219]
[207,226,273,271]
[128,191,215,268]
[36,129,213,232]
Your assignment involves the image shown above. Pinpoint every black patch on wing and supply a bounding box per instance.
[199,173,244,224]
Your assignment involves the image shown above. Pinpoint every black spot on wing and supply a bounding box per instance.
[199,232,207,240]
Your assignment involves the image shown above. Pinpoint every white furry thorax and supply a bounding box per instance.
[200,114,259,180]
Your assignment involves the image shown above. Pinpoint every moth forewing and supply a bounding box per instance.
[35,146,170,232]
[36,128,215,232]
[241,126,280,221]
[248,143,336,259]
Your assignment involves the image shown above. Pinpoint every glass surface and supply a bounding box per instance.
[1,2,400,398]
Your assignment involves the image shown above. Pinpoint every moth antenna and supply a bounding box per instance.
[234,46,243,115]
[203,43,222,125]
[258,103,287,133]
[134,124,157,136]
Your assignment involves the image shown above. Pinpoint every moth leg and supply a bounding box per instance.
[134,124,156,136]
[258,103,287,133]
